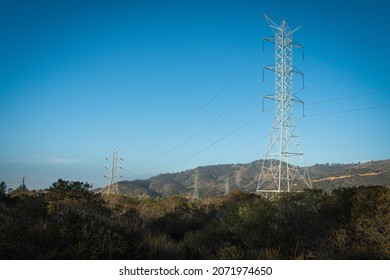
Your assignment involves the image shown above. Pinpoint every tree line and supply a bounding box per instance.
[0,179,388,259]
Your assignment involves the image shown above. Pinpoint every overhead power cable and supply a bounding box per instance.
[161,109,272,172]
[209,134,270,165]
[164,90,389,174]
[132,22,390,177]
[306,88,390,106]
[133,57,261,157]
[305,67,390,90]
[131,57,221,141]
[145,80,269,162]
[306,104,390,117]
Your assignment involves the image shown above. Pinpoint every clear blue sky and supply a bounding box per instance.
[1,0,389,189]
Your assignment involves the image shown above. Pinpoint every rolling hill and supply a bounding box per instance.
[98,159,390,198]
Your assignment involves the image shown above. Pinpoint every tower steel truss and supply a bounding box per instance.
[192,172,199,200]
[257,15,312,199]
[106,148,120,195]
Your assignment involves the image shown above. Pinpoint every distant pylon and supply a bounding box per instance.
[192,172,199,200]
[257,15,312,199]
[224,178,230,195]
[235,169,242,188]
[105,148,121,195]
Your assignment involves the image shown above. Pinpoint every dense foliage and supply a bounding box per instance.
[0,180,388,259]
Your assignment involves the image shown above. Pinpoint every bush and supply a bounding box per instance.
[0,181,388,259]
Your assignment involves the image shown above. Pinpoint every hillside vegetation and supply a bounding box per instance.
[0,180,389,259]
[104,159,390,198]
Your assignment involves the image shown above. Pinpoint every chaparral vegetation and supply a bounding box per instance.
[0,180,388,259]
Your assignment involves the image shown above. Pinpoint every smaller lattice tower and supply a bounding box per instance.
[224,178,230,195]
[235,169,242,188]
[192,172,199,200]
[257,15,312,199]
[105,148,121,195]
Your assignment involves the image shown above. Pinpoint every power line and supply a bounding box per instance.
[306,88,390,106]
[130,17,390,178]
[123,92,389,181]
[141,86,388,179]
[133,23,389,168]
[145,80,268,163]
[141,84,390,176]
[161,109,271,172]
[306,104,390,117]
[132,57,261,157]
[304,68,390,90]
[207,100,390,185]
[130,57,222,141]
[295,29,390,68]
[209,134,270,165]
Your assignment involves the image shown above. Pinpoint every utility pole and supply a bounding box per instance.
[257,15,312,199]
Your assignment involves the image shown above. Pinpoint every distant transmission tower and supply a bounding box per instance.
[235,169,242,188]
[224,178,230,195]
[257,15,312,198]
[192,172,199,200]
[105,148,122,195]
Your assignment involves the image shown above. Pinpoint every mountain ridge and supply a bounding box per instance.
[98,159,390,198]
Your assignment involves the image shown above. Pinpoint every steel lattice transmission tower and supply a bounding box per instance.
[192,172,200,200]
[224,178,230,196]
[105,148,122,195]
[257,15,312,198]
